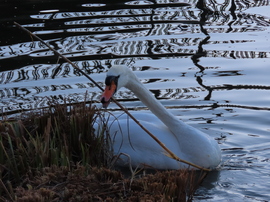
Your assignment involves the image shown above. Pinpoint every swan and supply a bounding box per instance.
[98,65,221,170]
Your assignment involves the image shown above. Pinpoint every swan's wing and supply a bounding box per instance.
[109,111,164,124]
[102,114,186,169]
[93,111,221,169]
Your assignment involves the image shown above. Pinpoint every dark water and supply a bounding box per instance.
[1,0,270,200]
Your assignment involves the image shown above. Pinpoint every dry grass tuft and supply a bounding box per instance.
[12,165,205,201]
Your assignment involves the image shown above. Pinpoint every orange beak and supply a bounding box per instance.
[100,81,117,108]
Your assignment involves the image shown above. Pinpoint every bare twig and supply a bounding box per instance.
[14,22,210,171]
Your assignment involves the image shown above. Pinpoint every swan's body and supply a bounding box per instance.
[97,65,221,169]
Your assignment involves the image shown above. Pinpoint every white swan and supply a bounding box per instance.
[98,65,221,170]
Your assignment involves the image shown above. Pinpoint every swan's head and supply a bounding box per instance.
[100,65,132,108]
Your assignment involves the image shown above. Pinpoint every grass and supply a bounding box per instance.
[0,101,207,201]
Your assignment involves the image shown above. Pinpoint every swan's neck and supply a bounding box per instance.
[126,76,185,131]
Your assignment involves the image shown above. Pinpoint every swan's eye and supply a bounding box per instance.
[105,75,119,87]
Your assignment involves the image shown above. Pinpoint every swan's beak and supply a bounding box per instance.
[100,80,117,108]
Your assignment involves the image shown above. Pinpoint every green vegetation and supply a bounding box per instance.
[0,102,206,201]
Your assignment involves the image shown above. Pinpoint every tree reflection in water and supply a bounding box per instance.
[0,0,270,115]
